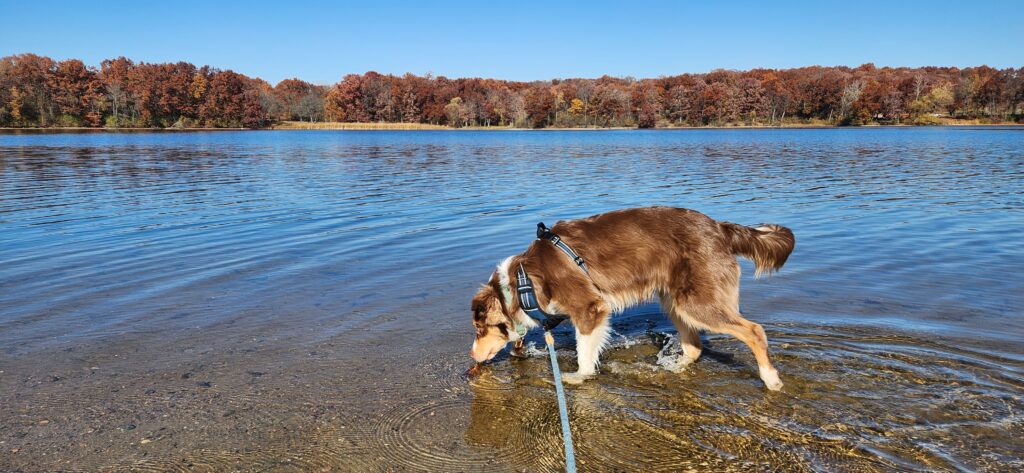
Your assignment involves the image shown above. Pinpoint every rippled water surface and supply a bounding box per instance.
[1,128,1022,472]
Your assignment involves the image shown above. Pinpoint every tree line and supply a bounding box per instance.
[1,53,1021,129]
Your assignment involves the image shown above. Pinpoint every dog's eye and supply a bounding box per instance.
[487,323,510,338]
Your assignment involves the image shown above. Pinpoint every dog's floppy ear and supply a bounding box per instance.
[471,288,488,323]
[487,277,510,319]
[471,284,498,322]
[472,283,510,327]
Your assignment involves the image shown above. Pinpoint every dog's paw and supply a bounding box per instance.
[760,367,784,391]
[561,372,592,385]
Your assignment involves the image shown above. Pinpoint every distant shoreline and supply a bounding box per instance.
[270,120,1024,131]
[0,127,247,131]
[4,120,1022,132]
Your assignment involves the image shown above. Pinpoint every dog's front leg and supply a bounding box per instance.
[562,315,611,385]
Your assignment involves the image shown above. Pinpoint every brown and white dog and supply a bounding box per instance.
[470,206,795,390]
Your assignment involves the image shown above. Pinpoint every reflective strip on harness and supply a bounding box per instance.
[515,263,568,332]
[537,222,589,275]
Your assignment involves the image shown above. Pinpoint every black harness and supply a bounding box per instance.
[536,222,589,274]
[515,223,590,331]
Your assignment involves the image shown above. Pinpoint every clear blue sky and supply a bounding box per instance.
[2,0,1021,85]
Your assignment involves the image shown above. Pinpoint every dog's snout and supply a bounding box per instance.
[469,349,488,363]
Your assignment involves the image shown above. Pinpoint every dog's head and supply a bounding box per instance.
[469,266,519,362]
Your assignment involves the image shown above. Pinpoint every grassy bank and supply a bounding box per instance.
[269,119,1022,131]
[4,118,1021,132]
[271,121,451,130]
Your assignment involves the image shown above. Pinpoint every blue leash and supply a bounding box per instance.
[514,222,584,471]
[544,331,577,473]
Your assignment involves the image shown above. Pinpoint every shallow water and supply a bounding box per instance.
[1,128,1021,471]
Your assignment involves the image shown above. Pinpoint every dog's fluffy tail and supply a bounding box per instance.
[719,222,795,277]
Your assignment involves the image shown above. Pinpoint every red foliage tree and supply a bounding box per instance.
[47,59,105,126]
[523,85,554,128]
[632,83,662,128]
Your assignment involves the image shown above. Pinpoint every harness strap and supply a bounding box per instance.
[516,264,568,331]
[537,223,589,275]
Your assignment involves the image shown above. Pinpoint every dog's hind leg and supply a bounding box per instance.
[672,318,703,367]
[659,292,703,371]
[679,260,782,390]
[693,305,783,391]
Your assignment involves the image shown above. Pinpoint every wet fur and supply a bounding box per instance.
[471,206,795,389]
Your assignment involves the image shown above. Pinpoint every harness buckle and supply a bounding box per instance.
[536,222,548,239]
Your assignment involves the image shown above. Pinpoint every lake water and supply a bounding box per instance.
[1,128,1021,471]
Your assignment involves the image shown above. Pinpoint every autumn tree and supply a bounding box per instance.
[444,97,468,127]
[46,59,105,126]
[99,57,135,126]
[632,83,662,128]
[1,54,56,126]
[199,71,249,127]
[523,85,554,127]
[324,74,366,122]
[243,89,269,129]
[735,78,768,125]
[591,84,630,126]
[838,80,865,124]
